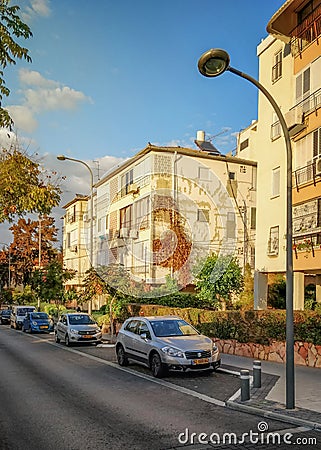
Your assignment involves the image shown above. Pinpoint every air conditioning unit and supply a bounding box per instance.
[316,157,321,176]
[129,229,139,239]
[127,183,139,194]
[70,245,78,253]
[284,107,306,137]
[120,227,129,238]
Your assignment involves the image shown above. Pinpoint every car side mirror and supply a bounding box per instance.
[140,333,150,340]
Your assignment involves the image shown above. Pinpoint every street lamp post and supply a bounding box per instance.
[0,243,11,289]
[57,155,94,315]
[198,49,294,409]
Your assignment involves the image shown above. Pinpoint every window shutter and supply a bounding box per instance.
[296,74,302,101]
[313,130,318,158]
[303,68,310,95]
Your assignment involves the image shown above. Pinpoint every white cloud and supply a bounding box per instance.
[9,69,92,132]
[22,0,51,22]
[24,86,90,112]
[19,68,59,88]
[7,105,38,132]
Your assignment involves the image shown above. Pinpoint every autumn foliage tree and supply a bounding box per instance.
[0,148,61,222]
[8,215,59,287]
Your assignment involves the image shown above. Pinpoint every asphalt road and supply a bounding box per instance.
[0,325,319,450]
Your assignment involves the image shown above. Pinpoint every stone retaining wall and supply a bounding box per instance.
[213,338,321,368]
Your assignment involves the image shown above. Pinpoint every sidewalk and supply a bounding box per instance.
[223,354,321,431]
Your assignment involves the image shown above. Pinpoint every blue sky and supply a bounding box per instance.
[1,0,285,243]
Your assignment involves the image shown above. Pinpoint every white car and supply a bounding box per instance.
[55,313,102,346]
[116,315,221,377]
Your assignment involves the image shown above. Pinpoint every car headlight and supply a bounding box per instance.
[161,346,184,358]
[70,328,79,334]
[32,321,38,326]
[95,328,101,334]
[212,345,218,354]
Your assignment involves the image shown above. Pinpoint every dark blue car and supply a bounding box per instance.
[22,312,53,333]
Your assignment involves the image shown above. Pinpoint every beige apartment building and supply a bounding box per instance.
[90,141,257,293]
[62,194,90,290]
[237,0,321,309]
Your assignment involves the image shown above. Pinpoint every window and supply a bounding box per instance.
[135,196,150,229]
[105,214,109,230]
[228,171,235,180]
[240,139,249,151]
[271,112,281,141]
[272,167,280,198]
[250,207,256,230]
[268,226,279,255]
[120,169,134,196]
[197,209,209,222]
[313,128,321,158]
[296,68,310,111]
[251,166,257,191]
[125,320,139,334]
[298,0,314,24]
[198,166,210,180]
[272,50,282,82]
[120,204,132,229]
[240,165,247,173]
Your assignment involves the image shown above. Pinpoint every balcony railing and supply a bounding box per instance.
[295,88,321,115]
[290,4,321,56]
[293,161,316,190]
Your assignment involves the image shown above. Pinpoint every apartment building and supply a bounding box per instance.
[237,0,321,309]
[93,141,257,291]
[62,194,90,290]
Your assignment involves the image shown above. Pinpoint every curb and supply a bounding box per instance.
[226,400,321,431]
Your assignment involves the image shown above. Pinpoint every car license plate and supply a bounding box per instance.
[83,335,92,338]
[192,358,209,365]
[40,325,48,329]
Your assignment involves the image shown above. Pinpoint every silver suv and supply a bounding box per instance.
[115,315,221,377]
[55,313,102,346]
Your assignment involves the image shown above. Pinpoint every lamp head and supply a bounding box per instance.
[198,48,230,78]
[57,155,66,161]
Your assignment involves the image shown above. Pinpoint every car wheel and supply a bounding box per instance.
[55,332,60,343]
[116,344,129,366]
[65,334,71,346]
[150,353,167,378]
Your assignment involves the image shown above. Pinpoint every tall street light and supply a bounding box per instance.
[57,155,94,315]
[0,242,11,289]
[198,48,294,409]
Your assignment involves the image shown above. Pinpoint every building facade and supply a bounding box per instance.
[237,0,321,309]
[93,143,256,293]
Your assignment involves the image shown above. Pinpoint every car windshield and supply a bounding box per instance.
[17,308,34,316]
[150,319,198,337]
[31,313,48,320]
[68,315,96,325]
[2,310,11,315]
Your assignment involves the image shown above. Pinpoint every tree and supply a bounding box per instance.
[193,253,244,310]
[0,148,61,222]
[0,0,32,129]
[30,260,75,310]
[8,215,58,287]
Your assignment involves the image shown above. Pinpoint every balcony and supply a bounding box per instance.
[290,4,321,56]
[293,161,316,190]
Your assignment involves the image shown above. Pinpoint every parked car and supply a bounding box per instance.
[115,315,221,378]
[0,309,11,324]
[10,305,36,330]
[55,313,102,346]
[22,311,52,333]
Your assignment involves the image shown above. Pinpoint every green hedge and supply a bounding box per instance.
[119,305,321,346]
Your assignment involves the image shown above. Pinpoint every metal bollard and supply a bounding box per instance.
[240,369,250,401]
[253,360,262,388]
